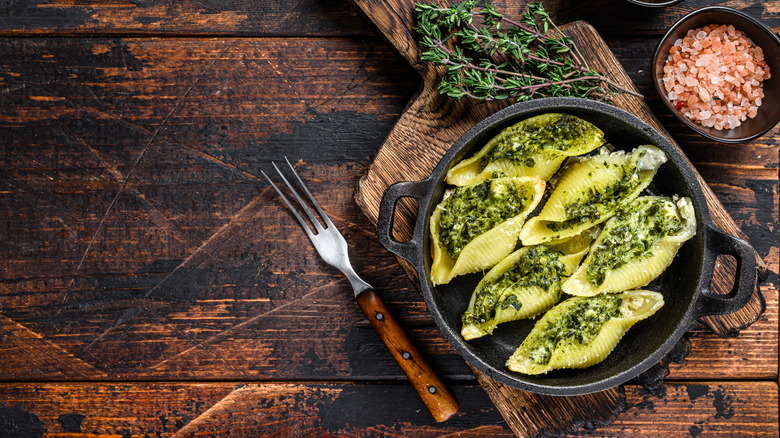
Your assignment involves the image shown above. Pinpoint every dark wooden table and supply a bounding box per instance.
[0,1,777,436]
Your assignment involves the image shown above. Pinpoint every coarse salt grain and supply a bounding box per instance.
[662,24,770,130]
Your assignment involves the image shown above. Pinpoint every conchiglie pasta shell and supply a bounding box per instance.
[461,231,595,340]
[462,285,555,340]
[519,145,666,245]
[429,177,545,285]
[563,197,696,296]
[445,113,604,186]
[506,291,664,375]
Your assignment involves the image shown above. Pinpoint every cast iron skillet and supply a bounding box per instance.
[376,97,757,396]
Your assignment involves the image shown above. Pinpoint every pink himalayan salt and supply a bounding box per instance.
[663,24,770,130]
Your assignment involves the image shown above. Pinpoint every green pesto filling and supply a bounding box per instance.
[462,245,567,327]
[439,180,528,259]
[480,114,595,170]
[546,152,647,233]
[527,294,622,366]
[586,198,685,287]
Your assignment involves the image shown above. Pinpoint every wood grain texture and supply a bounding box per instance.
[1,0,778,37]
[0,381,775,437]
[473,369,627,438]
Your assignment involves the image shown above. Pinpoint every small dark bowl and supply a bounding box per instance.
[652,6,780,143]
[625,0,683,8]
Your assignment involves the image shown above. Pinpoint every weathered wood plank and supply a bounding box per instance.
[0,0,369,37]
[0,382,775,437]
[0,0,778,37]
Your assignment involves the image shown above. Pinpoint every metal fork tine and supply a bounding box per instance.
[283,157,335,229]
[271,160,325,233]
[261,170,316,239]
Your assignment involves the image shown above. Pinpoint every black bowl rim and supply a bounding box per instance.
[414,97,714,395]
[625,0,683,8]
[651,6,780,143]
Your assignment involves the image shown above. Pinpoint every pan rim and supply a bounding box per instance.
[414,97,713,395]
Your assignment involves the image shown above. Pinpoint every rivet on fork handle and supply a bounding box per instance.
[356,288,459,422]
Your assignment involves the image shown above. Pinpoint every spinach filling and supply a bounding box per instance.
[527,294,622,366]
[546,152,647,233]
[586,198,684,286]
[480,114,594,170]
[462,245,567,327]
[439,179,528,259]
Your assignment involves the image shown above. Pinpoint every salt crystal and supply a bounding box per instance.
[661,23,768,131]
[699,88,711,103]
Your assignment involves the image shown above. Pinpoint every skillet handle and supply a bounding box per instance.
[377,179,431,266]
[695,225,758,318]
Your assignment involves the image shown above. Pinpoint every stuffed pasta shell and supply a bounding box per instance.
[519,145,667,245]
[563,196,696,296]
[446,113,604,186]
[506,290,664,375]
[461,232,594,340]
[430,176,545,285]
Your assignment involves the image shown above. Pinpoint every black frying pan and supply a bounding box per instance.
[376,97,757,396]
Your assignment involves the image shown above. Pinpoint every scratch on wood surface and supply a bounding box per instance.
[0,313,106,378]
[58,123,187,241]
[169,385,250,437]
[82,306,144,352]
[141,303,250,377]
[333,50,371,109]
[64,41,236,303]
[328,49,383,115]
[144,189,264,301]
[150,277,345,370]
[180,144,263,182]
[2,83,28,94]
[0,177,80,223]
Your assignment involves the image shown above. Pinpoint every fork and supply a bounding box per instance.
[263,158,459,422]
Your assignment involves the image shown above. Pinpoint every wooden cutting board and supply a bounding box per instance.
[350,1,767,436]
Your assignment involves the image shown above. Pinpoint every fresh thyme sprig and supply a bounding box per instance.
[414,1,641,102]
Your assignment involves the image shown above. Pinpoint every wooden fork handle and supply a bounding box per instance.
[356,289,459,422]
